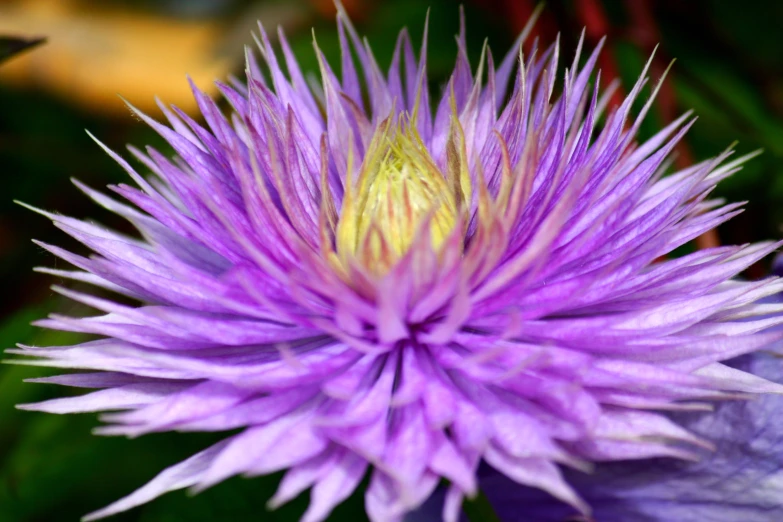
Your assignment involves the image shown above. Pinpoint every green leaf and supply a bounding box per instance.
[463,489,502,522]
[0,36,45,65]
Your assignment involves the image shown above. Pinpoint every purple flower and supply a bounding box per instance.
[450,351,783,522]
[12,5,783,522]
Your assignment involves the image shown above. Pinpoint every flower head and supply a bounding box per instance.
[13,5,783,522]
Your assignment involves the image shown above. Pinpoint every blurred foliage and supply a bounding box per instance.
[1,0,783,520]
[0,37,44,65]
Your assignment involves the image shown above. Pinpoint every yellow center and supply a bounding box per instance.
[334,116,470,275]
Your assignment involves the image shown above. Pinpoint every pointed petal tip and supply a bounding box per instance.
[70,177,90,191]
[15,200,52,219]
[15,401,46,412]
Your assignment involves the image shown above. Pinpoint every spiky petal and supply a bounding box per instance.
[447,351,783,522]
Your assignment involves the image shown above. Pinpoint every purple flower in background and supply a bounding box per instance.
[451,351,783,522]
[12,4,783,522]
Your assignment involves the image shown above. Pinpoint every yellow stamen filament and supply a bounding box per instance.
[335,116,462,275]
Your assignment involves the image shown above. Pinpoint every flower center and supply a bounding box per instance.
[335,117,464,275]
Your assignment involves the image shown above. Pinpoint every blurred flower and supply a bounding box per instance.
[12,4,783,522]
[432,350,783,522]
[0,0,302,115]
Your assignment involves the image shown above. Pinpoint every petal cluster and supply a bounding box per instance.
[13,6,783,522]
[464,351,783,522]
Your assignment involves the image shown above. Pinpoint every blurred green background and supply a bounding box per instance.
[2,0,783,520]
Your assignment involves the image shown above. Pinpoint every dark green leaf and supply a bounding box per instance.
[0,36,45,65]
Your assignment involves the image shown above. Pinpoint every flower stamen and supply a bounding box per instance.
[335,115,462,275]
